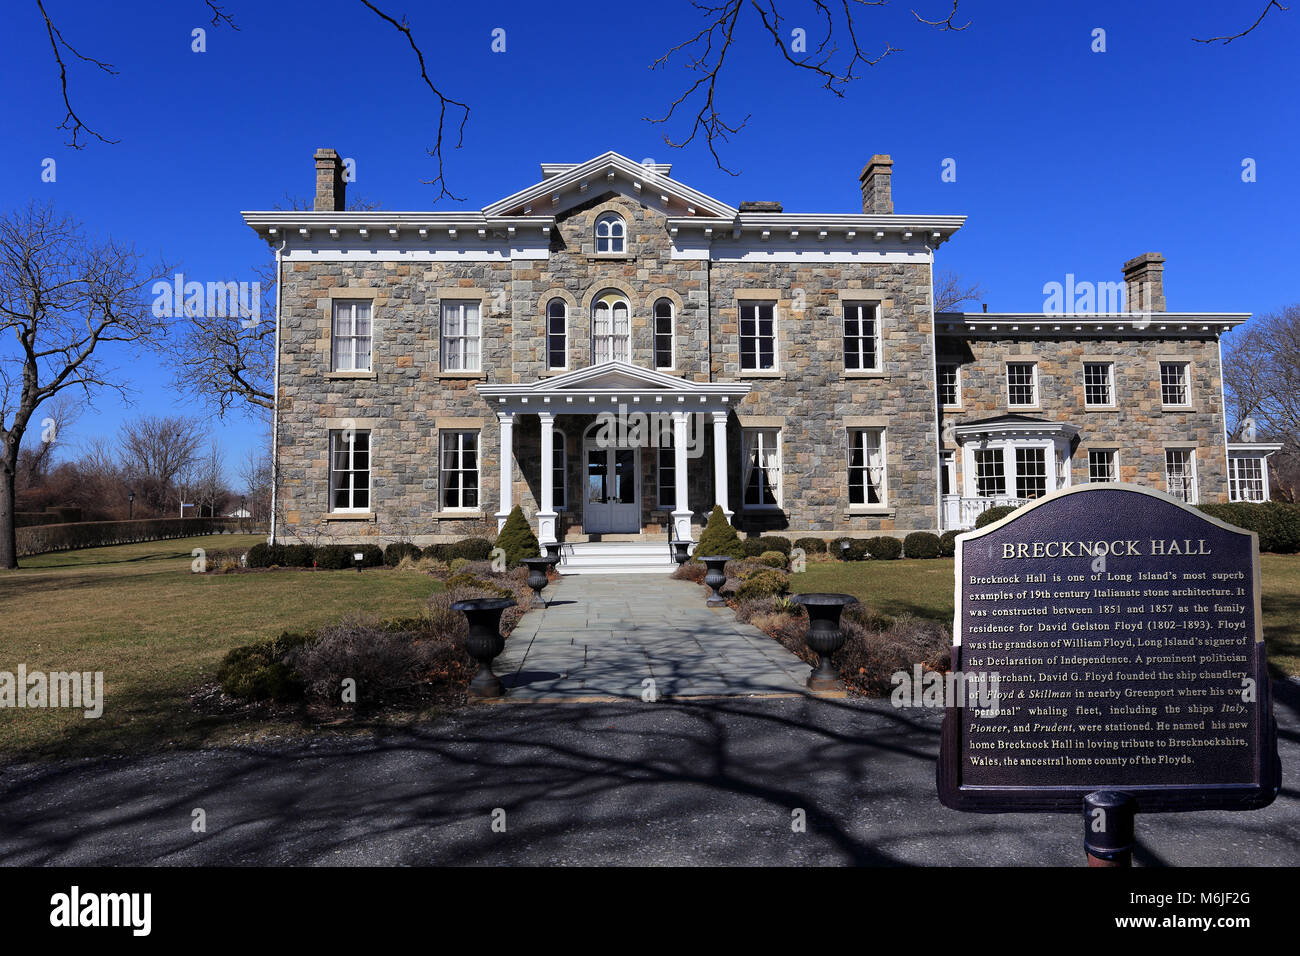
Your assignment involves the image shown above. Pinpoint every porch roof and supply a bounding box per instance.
[475,361,750,415]
[952,414,1080,443]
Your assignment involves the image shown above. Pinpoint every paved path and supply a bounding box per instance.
[496,575,809,700]
[2,686,1297,865]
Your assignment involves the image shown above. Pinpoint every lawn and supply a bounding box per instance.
[0,535,443,759]
[792,554,1300,678]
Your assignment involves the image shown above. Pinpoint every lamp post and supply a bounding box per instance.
[128,491,135,519]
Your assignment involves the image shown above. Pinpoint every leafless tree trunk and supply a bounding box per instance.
[119,415,204,515]
[0,202,168,568]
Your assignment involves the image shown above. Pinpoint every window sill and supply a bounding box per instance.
[1161,405,1195,412]
[738,370,784,379]
[433,510,485,519]
[941,404,962,412]
[843,370,886,379]
[587,254,633,262]
[845,506,895,517]
[1007,405,1041,412]
[324,512,376,522]
[325,371,377,380]
[1082,405,1118,412]
[439,372,486,380]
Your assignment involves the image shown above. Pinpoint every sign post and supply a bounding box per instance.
[938,484,1281,862]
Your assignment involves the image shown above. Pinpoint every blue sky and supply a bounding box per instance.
[2,0,1296,478]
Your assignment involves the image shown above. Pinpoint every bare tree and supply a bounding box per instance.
[237,439,273,524]
[932,269,985,313]
[1222,304,1300,500]
[0,202,168,568]
[15,393,80,490]
[119,415,205,515]
[1193,2,1289,44]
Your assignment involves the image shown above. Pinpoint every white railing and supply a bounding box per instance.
[942,495,1029,531]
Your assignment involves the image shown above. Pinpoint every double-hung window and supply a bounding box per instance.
[331,300,372,372]
[1015,447,1048,499]
[974,448,1006,497]
[1165,448,1197,503]
[1228,456,1266,502]
[329,429,370,512]
[1160,362,1190,407]
[546,299,567,370]
[848,428,887,506]
[739,302,776,371]
[843,302,881,372]
[552,429,567,510]
[592,293,631,363]
[657,435,676,509]
[653,298,675,370]
[742,428,782,508]
[938,364,961,407]
[1083,362,1114,407]
[1006,362,1038,407]
[440,430,480,510]
[1088,449,1118,483]
[595,214,625,254]
[441,300,481,372]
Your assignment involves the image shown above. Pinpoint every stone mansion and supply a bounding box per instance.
[243,149,1279,557]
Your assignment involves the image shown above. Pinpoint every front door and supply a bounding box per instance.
[584,444,640,533]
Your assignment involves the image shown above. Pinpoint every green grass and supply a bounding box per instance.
[1,535,443,759]
[793,554,1300,678]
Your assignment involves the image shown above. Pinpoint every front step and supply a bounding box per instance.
[555,540,684,575]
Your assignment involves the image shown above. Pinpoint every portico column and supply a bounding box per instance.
[711,410,732,521]
[495,412,514,532]
[671,411,693,542]
[536,411,558,544]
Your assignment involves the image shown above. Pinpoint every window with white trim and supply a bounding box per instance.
[595,214,625,254]
[1083,362,1114,407]
[1165,448,1197,503]
[742,428,782,508]
[1088,449,1117,483]
[331,300,372,372]
[1015,447,1048,499]
[843,302,881,372]
[439,430,480,510]
[440,300,481,372]
[848,428,887,506]
[552,429,567,510]
[657,436,676,509]
[740,301,776,371]
[592,292,631,363]
[1229,455,1266,502]
[940,451,955,496]
[329,429,370,512]
[1160,362,1190,406]
[1006,362,1037,407]
[938,364,961,407]
[546,299,567,370]
[653,298,675,369]
[974,448,1006,497]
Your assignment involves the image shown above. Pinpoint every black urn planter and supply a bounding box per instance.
[543,542,563,564]
[452,597,517,698]
[698,555,731,607]
[790,593,860,691]
[671,540,692,566]
[520,557,552,608]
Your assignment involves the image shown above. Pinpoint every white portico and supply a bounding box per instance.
[477,362,750,544]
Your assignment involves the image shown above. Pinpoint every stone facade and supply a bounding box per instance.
[251,150,1242,546]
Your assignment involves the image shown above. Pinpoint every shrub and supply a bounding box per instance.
[757,549,788,569]
[829,537,853,560]
[903,531,942,559]
[290,615,446,706]
[216,631,314,700]
[758,535,792,555]
[740,538,767,558]
[451,537,495,562]
[281,543,316,568]
[1198,502,1300,554]
[694,505,744,560]
[384,542,421,566]
[494,505,539,567]
[14,516,244,557]
[938,530,959,558]
[865,536,902,560]
[835,614,952,696]
[246,543,284,568]
[313,545,351,570]
[672,560,706,583]
[448,557,470,572]
[974,505,1018,529]
[794,536,828,555]
[445,572,514,598]
[733,568,791,602]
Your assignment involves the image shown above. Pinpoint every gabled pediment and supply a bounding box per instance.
[539,362,685,391]
[483,152,737,220]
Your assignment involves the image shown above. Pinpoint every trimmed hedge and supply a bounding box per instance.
[16,516,244,557]
[757,535,792,555]
[974,505,1019,529]
[423,537,494,563]
[757,550,788,569]
[1197,502,1300,554]
[939,530,959,558]
[740,538,767,558]
[865,536,903,560]
[384,542,422,566]
[734,568,791,602]
[794,536,827,555]
[903,531,942,559]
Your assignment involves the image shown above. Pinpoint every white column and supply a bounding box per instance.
[495,412,514,531]
[537,411,558,544]
[671,411,693,542]
[712,410,732,520]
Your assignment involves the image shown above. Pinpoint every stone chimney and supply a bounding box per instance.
[738,201,783,213]
[314,148,346,212]
[859,155,894,215]
[1122,252,1166,313]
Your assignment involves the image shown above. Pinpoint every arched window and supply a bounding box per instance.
[653,298,674,369]
[546,298,567,369]
[592,291,631,363]
[595,214,626,254]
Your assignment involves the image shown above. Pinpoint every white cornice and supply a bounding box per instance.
[936,311,1250,335]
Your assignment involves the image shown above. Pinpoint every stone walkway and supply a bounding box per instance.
[495,575,811,700]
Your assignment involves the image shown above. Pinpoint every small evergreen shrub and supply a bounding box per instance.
[694,505,744,560]
[939,530,959,558]
[865,536,902,560]
[384,542,421,566]
[903,531,942,559]
[451,537,495,562]
[795,536,828,555]
[741,538,768,558]
[758,535,792,555]
[216,631,314,700]
[974,505,1018,529]
[282,544,316,568]
[246,543,286,568]
[494,506,539,567]
[757,550,788,569]
[734,568,791,602]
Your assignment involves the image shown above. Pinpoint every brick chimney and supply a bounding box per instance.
[1122,252,1166,313]
[859,155,894,214]
[314,148,346,212]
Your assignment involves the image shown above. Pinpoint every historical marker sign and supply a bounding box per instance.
[939,484,1281,813]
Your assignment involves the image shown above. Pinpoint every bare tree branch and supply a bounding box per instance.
[913,1,970,31]
[205,1,239,30]
[35,0,119,148]
[1193,1,1288,44]
[358,1,469,201]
